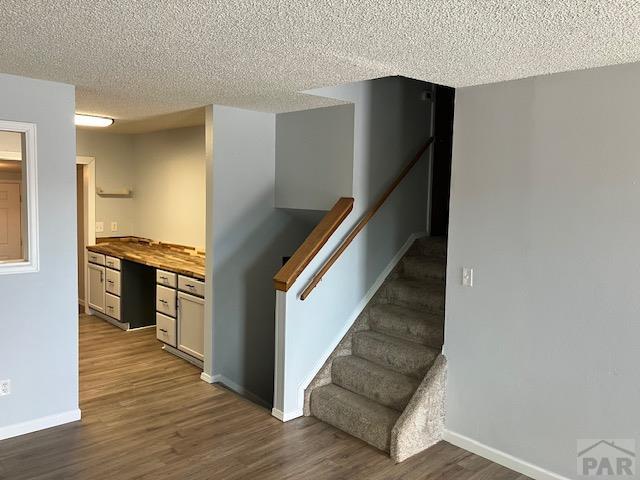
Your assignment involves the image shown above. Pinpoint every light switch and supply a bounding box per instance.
[462,267,473,287]
[96,222,104,233]
[111,221,118,232]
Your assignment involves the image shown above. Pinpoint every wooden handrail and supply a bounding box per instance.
[273,197,354,291]
[300,137,435,300]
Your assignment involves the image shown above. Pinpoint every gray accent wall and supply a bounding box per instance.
[446,61,640,478]
[275,104,354,211]
[209,106,317,405]
[0,73,78,432]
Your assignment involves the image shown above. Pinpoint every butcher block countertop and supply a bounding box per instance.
[87,237,205,280]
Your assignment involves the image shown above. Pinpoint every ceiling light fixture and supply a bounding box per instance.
[74,114,114,127]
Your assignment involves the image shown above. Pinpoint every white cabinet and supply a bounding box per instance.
[105,256,121,270]
[87,263,106,313]
[177,292,204,361]
[105,293,121,320]
[178,275,205,297]
[156,285,177,318]
[156,313,177,347]
[156,270,177,288]
[105,268,121,296]
[87,252,105,266]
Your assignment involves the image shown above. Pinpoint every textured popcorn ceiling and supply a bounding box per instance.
[2,1,639,120]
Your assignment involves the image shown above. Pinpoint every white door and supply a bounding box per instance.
[178,292,204,360]
[0,183,22,261]
[87,263,105,313]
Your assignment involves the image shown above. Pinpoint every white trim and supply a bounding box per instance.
[0,120,39,275]
[0,409,81,441]
[200,372,215,384]
[76,156,95,315]
[276,232,428,422]
[271,408,304,422]
[212,374,271,409]
[443,430,571,480]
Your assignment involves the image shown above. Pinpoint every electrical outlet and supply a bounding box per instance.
[110,221,118,232]
[96,221,104,233]
[462,267,474,287]
[0,379,10,396]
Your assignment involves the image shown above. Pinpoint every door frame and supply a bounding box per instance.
[76,156,95,314]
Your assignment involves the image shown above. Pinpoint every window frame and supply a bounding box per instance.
[0,120,39,275]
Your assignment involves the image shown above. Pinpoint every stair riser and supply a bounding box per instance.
[408,242,446,258]
[353,333,438,379]
[386,285,445,311]
[369,316,444,349]
[332,357,418,411]
[402,259,446,281]
[310,387,397,452]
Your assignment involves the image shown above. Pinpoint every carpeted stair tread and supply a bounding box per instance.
[310,383,400,452]
[386,278,445,311]
[407,236,447,258]
[352,330,439,378]
[332,355,420,411]
[369,303,444,348]
[402,255,446,281]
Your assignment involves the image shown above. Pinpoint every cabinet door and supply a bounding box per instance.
[87,263,105,313]
[177,292,204,360]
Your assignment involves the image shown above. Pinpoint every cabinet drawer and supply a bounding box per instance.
[156,269,177,288]
[178,275,205,297]
[156,313,177,347]
[105,256,121,270]
[105,268,121,296]
[105,293,121,321]
[156,285,176,318]
[87,251,105,266]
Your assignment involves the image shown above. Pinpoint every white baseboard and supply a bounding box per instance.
[0,409,81,441]
[271,408,304,422]
[212,374,271,409]
[200,372,215,384]
[443,430,571,480]
[291,232,428,418]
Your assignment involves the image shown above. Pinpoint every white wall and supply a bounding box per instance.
[274,76,432,417]
[209,106,318,405]
[133,127,205,247]
[275,104,354,211]
[446,61,640,479]
[76,130,136,237]
[76,126,205,247]
[0,73,79,437]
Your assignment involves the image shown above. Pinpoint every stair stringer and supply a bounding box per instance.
[390,354,447,462]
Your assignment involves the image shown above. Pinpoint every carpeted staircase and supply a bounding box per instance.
[309,236,446,456]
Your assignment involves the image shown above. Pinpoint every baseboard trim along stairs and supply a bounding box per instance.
[443,430,572,480]
[306,235,448,462]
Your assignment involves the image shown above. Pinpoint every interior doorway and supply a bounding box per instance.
[76,156,95,312]
[429,85,455,236]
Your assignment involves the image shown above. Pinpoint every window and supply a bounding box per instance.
[0,120,38,274]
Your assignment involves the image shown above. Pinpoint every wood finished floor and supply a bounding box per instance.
[0,315,530,480]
